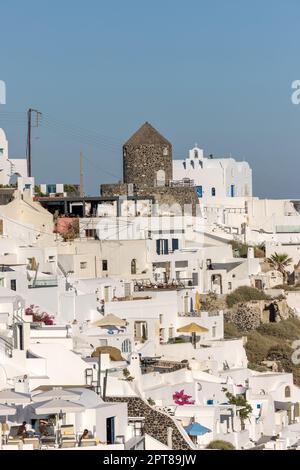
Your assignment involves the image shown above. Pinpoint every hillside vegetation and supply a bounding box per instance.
[224,318,300,385]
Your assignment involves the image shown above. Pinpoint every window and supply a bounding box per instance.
[194,149,198,158]
[197,185,203,198]
[131,259,137,275]
[11,279,17,291]
[228,282,232,290]
[184,294,189,314]
[156,239,168,255]
[85,229,97,238]
[212,326,216,338]
[121,339,132,354]
[230,184,235,197]
[192,272,198,286]
[285,386,291,398]
[0,148,3,155]
[163,147,169,156]
[159,314,163,324]
[46,184,56,194]
[172,239,179,252]
[102,260,108,271]
[0,278,4,287]
[211,187,216,197]
[80,262,87,269]
[104,286,110,302]
[124,282,131,297]
[48,255,55,262]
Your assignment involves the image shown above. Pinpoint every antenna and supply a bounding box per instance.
[80,151,84,197]
[26,108,42,177]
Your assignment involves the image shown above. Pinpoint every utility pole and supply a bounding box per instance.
[26,108,42,177]
[80,151,84,197]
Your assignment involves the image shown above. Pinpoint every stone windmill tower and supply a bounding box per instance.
[123,122,173,188]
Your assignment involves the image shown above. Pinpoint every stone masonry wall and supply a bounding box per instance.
[104,396,193,450]
[123,143,173,186]
[101,184,199,215]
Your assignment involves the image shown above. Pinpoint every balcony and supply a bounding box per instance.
[29,278,58,288]
[170,179,195,188]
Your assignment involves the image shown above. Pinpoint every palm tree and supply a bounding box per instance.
[266,252,292,283]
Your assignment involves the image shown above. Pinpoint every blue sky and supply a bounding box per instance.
[1,0,300,197]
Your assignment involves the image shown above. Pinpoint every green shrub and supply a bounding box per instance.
[245,331,278,364]
[226,286,269,308]
[257,318,300,341]
[206,440,235,450]
[224,322,242,339]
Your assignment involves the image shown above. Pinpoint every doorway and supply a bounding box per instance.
[106,416,115,444]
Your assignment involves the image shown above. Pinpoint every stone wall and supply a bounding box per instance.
[123,143,173,187]
[101,183,128,197]
[101,183,199,215]
[225,299,294,331]
[104,396,193,450]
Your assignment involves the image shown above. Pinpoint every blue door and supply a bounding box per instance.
[230,185,235,197]
[197,185,203,198]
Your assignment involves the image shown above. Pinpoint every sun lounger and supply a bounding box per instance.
[60,439,76,448]
[60,424,76,441]
[40,435,56,446]
[79,439,97,447]
[23,437,40,449]
[5,439,23,449]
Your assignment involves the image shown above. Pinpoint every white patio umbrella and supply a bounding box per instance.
[0,389,31,405]
[33,399,85,415]
[32,399,85,445]
[0,403,17,415]
[31,388,80,403]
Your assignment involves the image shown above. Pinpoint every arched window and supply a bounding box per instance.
[211,187,216,197]
[131,259,137,275]
[194,149,198,158]
[285,386,291,398]
[121,339,132,354]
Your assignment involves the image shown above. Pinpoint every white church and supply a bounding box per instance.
[0,127,31,189]
[172,146,252,199]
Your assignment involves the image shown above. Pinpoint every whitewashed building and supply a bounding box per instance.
[173,146,252,199]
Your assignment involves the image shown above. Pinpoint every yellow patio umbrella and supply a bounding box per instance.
[195,292,201,311]
[177,323,209,334]
[177,323,209,349]
[92,314,127,328]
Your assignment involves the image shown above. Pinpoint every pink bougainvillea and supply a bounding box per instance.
[25,304,54,325]
[173,389,195,405]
